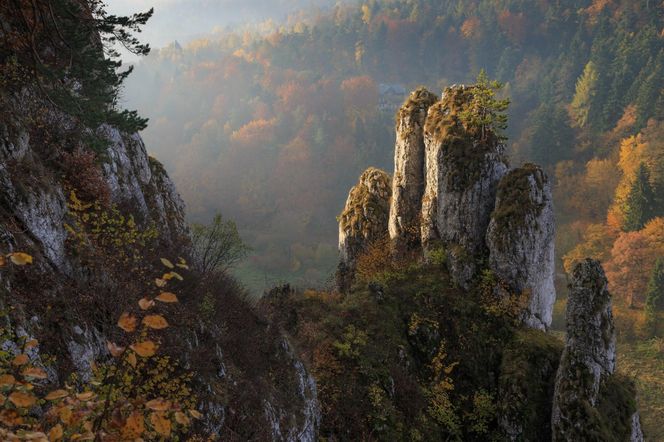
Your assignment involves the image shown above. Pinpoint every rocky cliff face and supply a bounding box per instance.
[0,90,319,440]
[486,164,555,330]
[551,259,642,441]
[338,167,391,267]
[421,85,509,288]
[389,88,438,252]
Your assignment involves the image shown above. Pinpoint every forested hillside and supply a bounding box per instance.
[124,0,663,295]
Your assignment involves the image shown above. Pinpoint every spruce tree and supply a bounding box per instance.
[623,163,656,231]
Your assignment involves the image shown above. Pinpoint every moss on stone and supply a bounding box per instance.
[498,329,563,440]
[339,167,392,239]
[491,163,547,246]
[396,87,438,127]
[424,86,506,191]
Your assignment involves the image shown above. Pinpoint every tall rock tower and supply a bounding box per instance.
[551,259,643,441]
[486,164,555,330]
[421,85,509,288]
[337,167,391,290]
[389,87,438,252]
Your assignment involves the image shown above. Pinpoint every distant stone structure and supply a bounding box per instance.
[378,83,407,112]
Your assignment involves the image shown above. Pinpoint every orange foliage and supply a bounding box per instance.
[498,10,528,43]
[230,118,278,148]
[340,76,378,114]
[605,226,663,307]
[461,16,482,40]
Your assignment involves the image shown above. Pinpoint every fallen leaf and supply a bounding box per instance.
[0,374,16,387]
[121,411,145,439]
[146,398,171,411]
[155,292,178,303]
[24,339,39,349]
[8,252,33,265]
[127,351,137,368]
[130,340,158,358]
[174,411,190,426]
[155,278,167,288]
[150,411,171,437]
[45,390,69,401]
[9,391,36,408]
[76,391,96,401]
[49,424,64,441]
[107,341,125,358]
[138,298,155,310]
[21,367,48,380]
[189,409,203,420]
[117,312,137,333]
[142,314,169,330]
[160,258,174,269]
[59,405,72,424]
[12,354,29,366]
[165,271,183,281]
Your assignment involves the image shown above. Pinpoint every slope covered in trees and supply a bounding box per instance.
[124,0,663,294]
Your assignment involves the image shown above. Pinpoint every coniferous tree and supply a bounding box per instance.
[645,258,664,335]
[0,0,152,133]
[623,163,656,231]
[570,61,598,128]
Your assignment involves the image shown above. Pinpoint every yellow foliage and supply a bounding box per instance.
[7,252,33,266]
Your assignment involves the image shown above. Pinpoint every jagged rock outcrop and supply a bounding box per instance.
[551,259,643,441]
[338,167,391,267]
[389,87,438,252]
[486,164,555,330]
[421,85,508,287]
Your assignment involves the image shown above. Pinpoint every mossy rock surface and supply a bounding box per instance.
[498,329,563,440]
[424,86,506,191]
[490,163,548,247]
[397,87,439,126]
[339,167,391,239]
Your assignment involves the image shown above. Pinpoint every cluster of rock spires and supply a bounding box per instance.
[339,85,554,329]
[338,85,643,441]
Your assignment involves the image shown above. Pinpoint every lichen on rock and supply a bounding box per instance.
[487,164,555,330]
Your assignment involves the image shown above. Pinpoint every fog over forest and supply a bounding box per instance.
[108,0,354,54]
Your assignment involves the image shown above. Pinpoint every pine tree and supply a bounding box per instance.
[645,258,664,335]
[1,0,152,133]
[622,163,656,231]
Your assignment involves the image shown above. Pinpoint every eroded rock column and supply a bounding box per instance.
[486,164,555,330]
[552,259,643,441]
[421,86,508,287]
[337,167,391,290]
[389,87,438,252]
